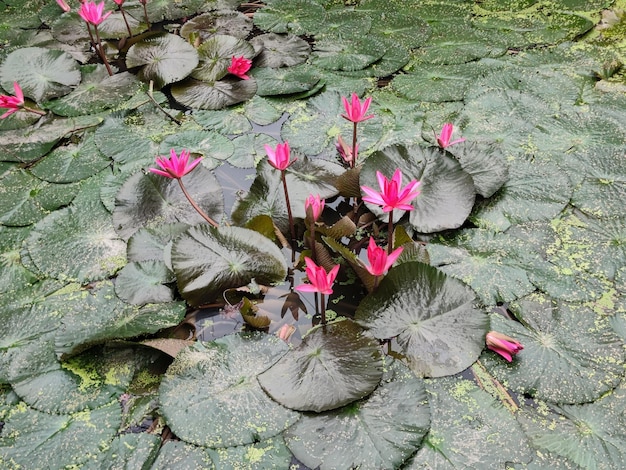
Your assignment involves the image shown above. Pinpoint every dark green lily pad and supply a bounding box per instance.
[361,8,431,49]
[0,168,79,226]
[0,226,40,294]
[229,133,278,169]
[29,132,112,184]
[171,224,288,307]
[284,359,430,470]
[180,10,252,42]
[231,158,342,235]
[253,0,326,35]
[193,108,253,134]
[258,320,383,412]
[356,262,488,377]
[26,195,126,283]
[150,440,214,470]
[406,376,533,469]
[483,296,625,404]
[159,333,299,447]
[252,64,321,96]
[82,433,161,470]
[43,67,141,117]
[311,36,386,72]
[126,223,190,264]
[171,76,257,110]
[126,33,199,89]
[0,401,121,469]
[114,260,176,305]
[159,130,235,168]
[427,228,535,306]
[206,436,292,470]
[0,46,80,102]
[250,33,311,68]
[303,8,372,40]
[112,165,224,240]
[192,34,254,83]
[360,145,476,233]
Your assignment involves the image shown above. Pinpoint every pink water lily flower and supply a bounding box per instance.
[341,93,374,123]
[365,237,403,277]
[56,0,71,12]
[112,0,125,5]
[150,149,202,179]
[305,194,325,222]
[486,331,524,362]
[336,135,358,167]
[265,142,295,171]
[228,56,252,80]
[78,1,112,25]
[437,123,466,148]
[361,169,421,213]
[0,82,24,119]
[296,257,339,295]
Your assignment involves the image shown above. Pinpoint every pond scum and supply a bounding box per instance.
[1,0,626,469]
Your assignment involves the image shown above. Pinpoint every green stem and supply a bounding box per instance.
[119,6,133,37]
[308,219,317,263]
[351,121,358,169]
[320,293,326,325]
[93,25,113,76]
[142,2,151,29]
[177,178,219,228]
[281,170,296,246]
[387,212,394,255]
[22,106,47,116]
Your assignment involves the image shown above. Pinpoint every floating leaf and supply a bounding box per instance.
[206,436,292,470]
[112,166,224,240]
[126,33,199,88]
[159,333,299,447]
[483,296,625,404]
[126,223,190,264]
[311,36,386,72]
[171,225,288,306]
[252,64,321,96]
[192,34,254,83]
[82,433,161,470]
[258,320,383,412]
[250,33,310,68]
[253,0,326,35]
[180,10,252,42]
[171,77,257,110]
[284,359,430,470]
[149,440,214,470]
[0,226,40,294]
[356,261,488,377]
[159,130,235,166]
[114,260,176,305]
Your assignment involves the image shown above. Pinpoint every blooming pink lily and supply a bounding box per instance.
[364,237,403,277]
[228,56,252,80]
[486,331,524,362]
[305,194,324,222]
[341,93,374,123]
[265,142,294,171]
[0,82,25,119]
[150,149,202,179]
[437,123,466,148]
[78,1,112,25]
[296,257,339,295]
[361,169,421,213]
[55,0,71,12]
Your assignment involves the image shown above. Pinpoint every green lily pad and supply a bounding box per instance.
[29,132,112,184]
[252,63,321,97]
[43,67,141,117]
[0,401,121,469]
[243,95,283,125]
[171,224,288,307]
[258,320,383,412]
[360,145,476,233]
[126,33,199,88]
[311,36,386,72]
[193,108,253,134]
[180,10,252,42]
[171,76,257,110]
[231,158,342,235]
[191,34,254,83]
[0,46,80,102]
[303,8,372,40]
[427,228,536,306]
[0,167,79,226]
[284,359,430,470]
[406,376,533,469]
[26,197,126,283]
[159,130,235,166]
[206,436,292,470]
[159,333,300,447]
[229,133,278,169]
[250,33,310,68]
[356,261,489,377]
[253,0,326,35]
[82,433,161,470]
[126,223,190,264]
[150,440,214,470]
[0,226,40,294]
[359,8,431,49]
[112,165,224,240]
[483,296,625,404]
[114,260,176,305]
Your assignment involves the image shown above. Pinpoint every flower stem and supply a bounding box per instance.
[320,293,326,325]
[23,106,47,116]
[119,6,133,37]
[351,121,358,169]
[281,170,296,246]
[93,25,113,76]
[387,212,394,255]
[308,220,317,263]
[141,2,151,29]
[177,178,219,228]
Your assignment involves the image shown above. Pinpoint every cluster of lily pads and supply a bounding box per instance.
[1,0,626,468]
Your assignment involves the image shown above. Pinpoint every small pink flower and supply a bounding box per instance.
[296,257,339,295]
[486,331,524,362]
[276,324,296,342]
[305,194,324,222]
[0,82,25,119]
[112,0,125,4]
[78,1,112,25]
[336,135,358,167]
[56,0,71,12]
[341,93,374,123]
[364,237,403,277]
[149,149,202,179]
[227,56,252,80]
[361,169,421,213]
[437,123,466,148]
[265,142,295,171]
